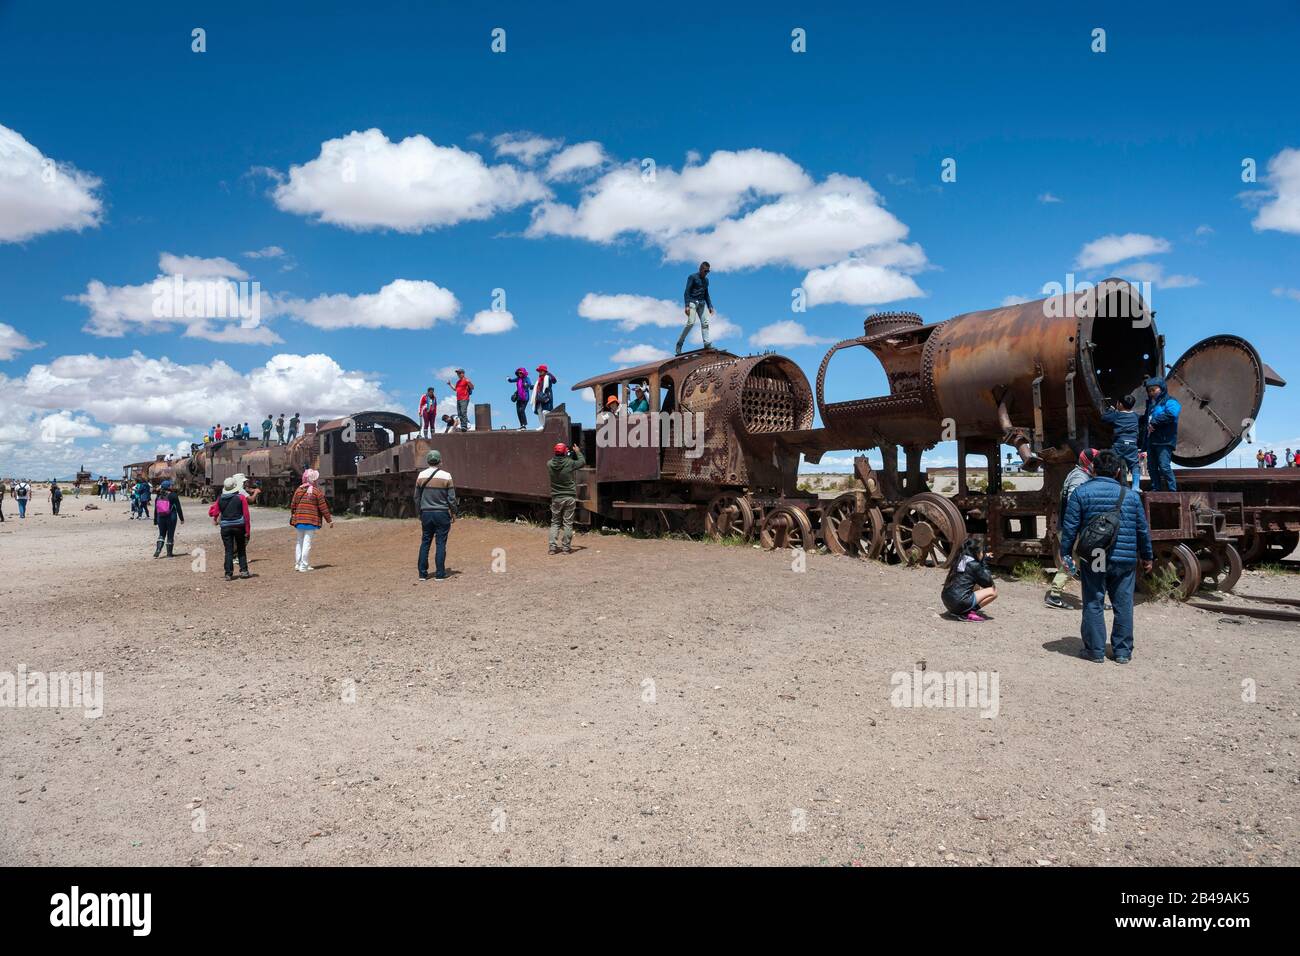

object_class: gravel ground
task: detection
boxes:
[1,497,1296,866]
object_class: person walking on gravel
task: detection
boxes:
[415,450,457,580]
[548,442,585,555]
[153,479,185,558]
[209,475,252,580]
[289,468,332,572]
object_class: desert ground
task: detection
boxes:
[1,494,1296,866]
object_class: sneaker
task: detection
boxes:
[224,573,234,581]
[418,574,429,581]
[1113,656,1131,664]
[433,573,446,581]
[561,547,572,555]
[548,547,559,555]
[301,565,315,573]
[1077,650,1104,663]
[962,611,986,623]
[239,571,251,579]
[1044,591,1067,609]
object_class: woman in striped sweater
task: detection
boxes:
[289,468,333,572]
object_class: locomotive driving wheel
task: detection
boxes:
[820,492,886,558]
[1238,529,1268,565]
[1148,542,1201,601]
[758,504,814,551]
[633,509,671,537]
[705,493,756,541]
[889,493,967,568]
[1197,541,1243,593]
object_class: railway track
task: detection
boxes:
[1187,592,1300,624]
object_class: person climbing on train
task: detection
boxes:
[440,413,457,433]
[1141,376,1180,491]
[533,365,557,425]
[214,424,223,442]
[261,414,273,447]
[1257,449,1267,468]
[289,467,332,573]
[941,537,997,622]
[209,475,252,580]
[508,367,532,429]
[153,479,185,558]
[419,387,438,438]
[415,450,457,581]
[445,369,474,432]
[275,414,286,445]
[676,261,715,356]
[1058,449,1154,664]
[1103,394,1142,489]
[287,413,300,443]
[1045,446,1097,609]
[629,384,650,413]
[548,442,586,555]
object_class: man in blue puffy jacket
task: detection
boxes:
[1142,376,1180,491]
[1059,449,1154,664]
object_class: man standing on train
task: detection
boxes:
[675,261,715,356]
[446,368,474,432]
[1141,376,1181,492]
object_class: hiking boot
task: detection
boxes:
[153,541,164,558]
[548,547,559,555]
[224,573,234,581]
[166,546,174,557]
[1044,591,1067,609]
[239,570,251,579]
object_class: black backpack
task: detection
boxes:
[1077,484,1128,559]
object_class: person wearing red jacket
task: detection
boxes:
[445,368,474,432]
[209,475,252,580]
[418,387,437,438]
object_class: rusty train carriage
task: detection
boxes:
[125,279,1286,602]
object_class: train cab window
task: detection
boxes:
[660,379,676,415]
[323,434,332,454]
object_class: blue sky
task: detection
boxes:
[2,0,1298,477]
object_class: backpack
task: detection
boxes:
[156,496,171,516]
[1077,484,1128,560]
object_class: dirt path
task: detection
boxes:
[1,498,1296,865]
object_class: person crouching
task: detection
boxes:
[941,537,998,622]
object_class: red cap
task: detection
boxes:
[553,443,568,454]
[1079,447,1100,470]
[605,395,619,406]
[537,364,548,372]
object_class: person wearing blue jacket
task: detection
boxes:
[1059,449,1154,664]
[1102,394,1142,489]
[1141,376,1181,491]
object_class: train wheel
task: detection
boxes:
[889,493,967,568]
[705,493,755,541]
[758,505,814,551]
[1268,530,1299,559]
[1149,542,1201,601]
[634,509,671,537]
[820,493,886,559]
[1198,542,1243,593]
[1239,529,1268,565]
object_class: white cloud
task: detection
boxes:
[1194,224,1214,236]
[271,129,550,232]
[577,292,740,342]
[280,278,459,330]
[37,411,102,442]
[527,149,811,247]
[610,344,671,365]
[800,257,925,308]
[1075,233,1172,270]
[545,141,607,180]
[0,322,42,360]
[1273,287,1300,302]
[0,123,104,243]
[243,245,286,259]
[491,132,563,165]
[1249,147,1300,235]
[1113,260,1201,289]
[110,424,152,444]
[464,309,517,335]
[71,252,281,343]
[1037,192,1063,204]
[158,252,247,279]
[748,320,832,348]
[1000,294,1032,307]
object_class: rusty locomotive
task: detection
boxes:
[126,279,1294,600]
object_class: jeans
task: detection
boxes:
[295,527,316,569]
[17,499,27,518]
[1079,561,1136,660]
[1149,443,1176,491]
[262,429,271,447]
[456,399,470,432]
[1115,441,1141,489]
[676,301,712,353]
[221,526,249,575]
[419,510,451,578]
[52,497,61,515]
[549,496,576,549]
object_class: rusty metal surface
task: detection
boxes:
[1165,335,1266,466]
